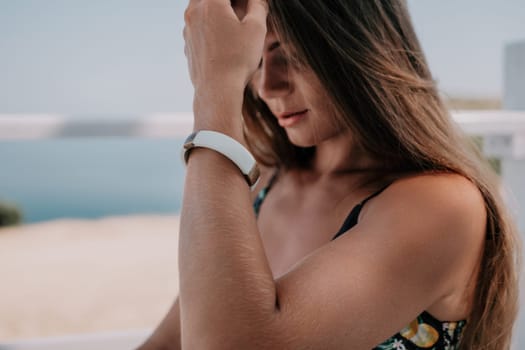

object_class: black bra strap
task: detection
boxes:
[359,183,392,207]
[332,183,392,240]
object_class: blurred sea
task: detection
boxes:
[0,138,186,223]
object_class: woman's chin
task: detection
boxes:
[286,133,317,148]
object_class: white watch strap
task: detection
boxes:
[182,130,260,187]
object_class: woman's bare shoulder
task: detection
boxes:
[382,172,484,210]
[360,172,486,242]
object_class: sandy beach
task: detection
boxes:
[2,213,525,348]
[0,215,180,341]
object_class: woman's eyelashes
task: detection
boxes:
[267,41,281,52]
[258,42,281,70]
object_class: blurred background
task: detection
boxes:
[1,0,524,223]
[0,0,524,349]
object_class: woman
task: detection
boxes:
[138,0,520,349]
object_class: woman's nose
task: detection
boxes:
[256,58,293,101]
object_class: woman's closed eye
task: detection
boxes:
[258,41,282,69]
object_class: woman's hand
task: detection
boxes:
[183,0,268,98]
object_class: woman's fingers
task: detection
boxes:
[231,0,248,20]
[182,0,268,91]
[244,0,268,23]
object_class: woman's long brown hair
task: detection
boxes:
[242,0,521,348]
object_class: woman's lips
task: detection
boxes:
[277,110,308,128]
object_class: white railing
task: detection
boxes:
[0,113,194,139]
[0,111,524,156]
[1,110,524,350]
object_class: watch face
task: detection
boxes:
[183,132,199,163]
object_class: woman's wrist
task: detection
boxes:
[192,87,246,143]
[193,78,246,105]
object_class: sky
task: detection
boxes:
[0,0,524,115]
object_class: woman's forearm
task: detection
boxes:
[180,1,272,347]
[178,148,277,348]
[136,298,181,350]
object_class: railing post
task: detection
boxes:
[504,40,525,110]
[502,40,525,232]
[503,39,525,350]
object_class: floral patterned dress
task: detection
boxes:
[374,311,465,350]
[253,173,467,349]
